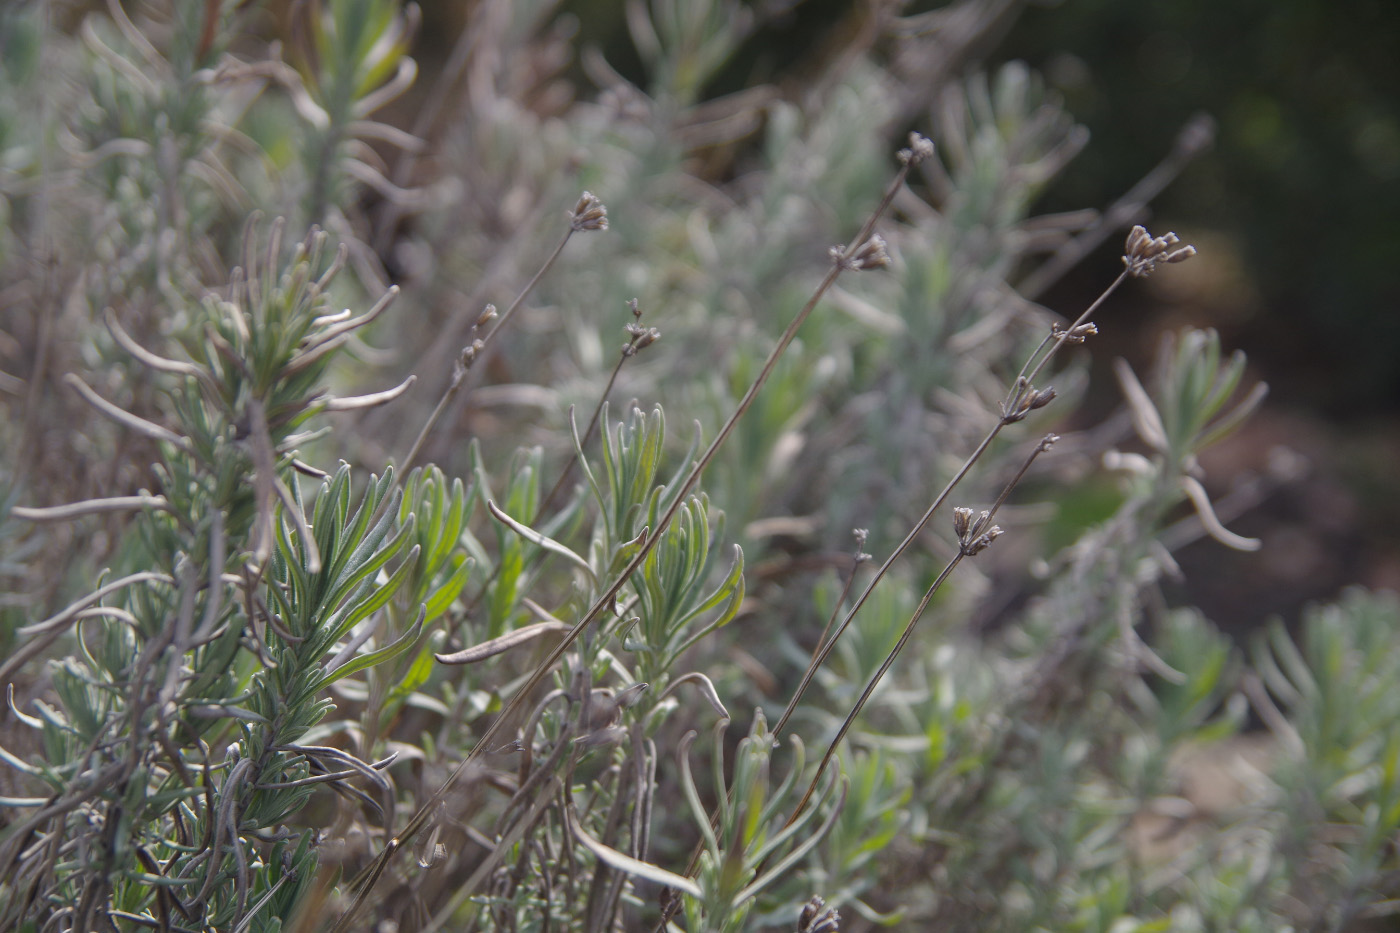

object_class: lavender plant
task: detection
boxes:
[4,3,1400,933]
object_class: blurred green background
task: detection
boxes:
[523,0,1400,630]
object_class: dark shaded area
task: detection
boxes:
[989,0,1400,634]
[996,0,1400,414]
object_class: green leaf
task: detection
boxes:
[422,553,472,623]
[320,513,416,622]
[321,606,425,686]
[326,543,421,644]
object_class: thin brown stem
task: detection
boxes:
[784,433,1056,828]
[441,339,636,649]
[536,351,630,523]
[771,267,1131,742]
[328,160,912,933]
[399,228,575,475]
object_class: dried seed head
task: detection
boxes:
[1054,321,1098,344]
[798,895,841,933]
[1001,380,1052,423]
[831,234,890,271]
[852,527,871,562]
[623,322,661,355]
[952,507,975,539]
[1029,386,1057,411]
[1123,224,1196,277]
[570,191,609,232]
[955,508,1000,555]
[459,338,485,371]
[962,525,1004,557]
[897,132,935,165]
[628,297,641,319]
[475,303,498,329]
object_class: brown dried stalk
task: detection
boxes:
[327,137,929,932]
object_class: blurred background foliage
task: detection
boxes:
[412,0,1400,631]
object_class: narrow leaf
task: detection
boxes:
[434,620,569,665]
[564,804,702,898]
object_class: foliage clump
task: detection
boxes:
[1,3,1396,932]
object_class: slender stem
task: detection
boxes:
[771,268,1130,742]
[1021,270,1128,390]
[535,349,631,523]
[770,427,999,739]
[783,434,1056,827]
[399,228,575,475]
[328,161,912,933]
[441,337,636,650]
[802,535,870,696]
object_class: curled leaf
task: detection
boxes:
[434,620,570,665]
[1180,475,1261,552]
[658,672,730,721]
[564,804,701,898]
[487,499,597,584]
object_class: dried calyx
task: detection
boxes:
[953,507,1003,556]
[1001,378,1056,424]
[797,895,841,933]
[830,234,890,271]
[1122,224,1196,278]
[570,191,609,232]
[897,131,935,165]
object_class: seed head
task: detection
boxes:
[798,896,841,933]
[831,234,890,271]
[1123,224,1196,277]
[623,322,661,355]
[570,191,609,232]
[852,527,871,563]
[1029,386,1057,411]
[897,132,935,165]
[1001,380,1054,423]
[962,525,1004,557]
[1053,321,1098,344]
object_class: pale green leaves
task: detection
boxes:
[1110,329,1267,551]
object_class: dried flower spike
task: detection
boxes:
[1123,224,1196,277]
[623,322,661,356]
[962,525,1004,557]
[798,895,841,933]
[570,191,609,232]
[1001,380,1054,423]
[458,338,485,371]
[953,506,1001,555]
[1053,321,1098,344]
[831,234,890,271]
[897,131,935,165]
[952,507,976,539]
[852,527,872,563]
